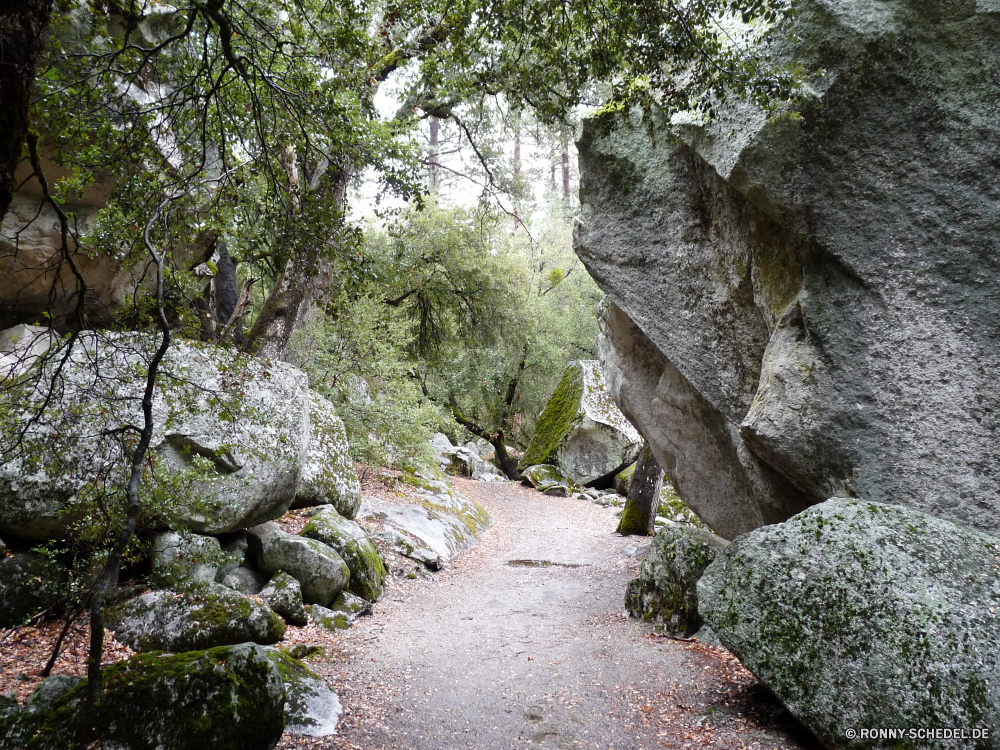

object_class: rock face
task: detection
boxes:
[264,648,342,737]
[0,644,286,750]
[0,333,310,541]
[148,531,224,586]
[291,391,361,518]
[519,360,641,486]
[625,524,728,636]
[576,0,1000,538]
[260,571,308,626]
[301,506,387,601]
[109,585,286,652]
[699,498,1000,748]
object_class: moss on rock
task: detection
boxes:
[0,644,285,750]
[518,362,585,470]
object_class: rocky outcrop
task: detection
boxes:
[576,0,1000,538]
[519,360,641,486]
[291,391,361,518]
[0,644,286,750]
[301,506,387,601]
[625,524,727,636]
[109,585,286,652]
[699,498,1000,748]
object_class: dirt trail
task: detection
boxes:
[321,478,818,750]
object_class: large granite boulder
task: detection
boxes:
[0,644,286,750]
[699,498,1000,748]
[518,360,641,486]
[251,523,350,606]
[264,648,342,737]
[0,551,65,628]
[109,585,286,652]
[0,332,310,541]
[259,571,308,626]
[625,524,728,636]
[148,531,225,586]
[301,506,386,601]
[290,391,362,518]
[576,0,1000,538]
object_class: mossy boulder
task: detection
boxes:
[0,644,286,750]
[109,584,286,652]
[265,648,342,736]
[0,551,65,628]
[301,507,386,601]
[521,464,580,498]
[260,571,308,626]
[699,498,1000,748]
[291,391,362,519]
[625,524,728,636]
[307,603,352,631]
[518,360,641,485]
[255,526,350,606]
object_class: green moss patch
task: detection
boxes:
[518,362,585,470]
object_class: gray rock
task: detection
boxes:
[371,526,442,571]
[0,333,310,541]
[358,484,489,561]
[444,446,503,482]
[625,524,728,636]
[0,551,65,628]
[109,584,286,652]
[521,464,579,498]
[25,675,83,710]
[264,648,341,737]
[0,325,59,383]
[428,433,456,469]
[148,531,223,586]
[256,528,350,606]
[301,506,386,601]
[330,591,372,620]
[260,571,308,626]
[290,391,361,519]
[699,498,1000,748]
[307,603,353,631]
[518,360,641,485]
[221,565,267,595]
[0,643,286,750]
[577,0,1000,539]
[216,531,248,582]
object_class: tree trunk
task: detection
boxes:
[616,441,663,536]
[427,116,441,196]
[560,133,570,219]
[243,168,349,361]
[490,437,520,481]
[0,0,53,223]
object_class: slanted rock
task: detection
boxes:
[522,464,579,498]
[371,526,442,571]
[254,525,350,606]
[358,483,489,562]
[264,648,342,737]
[578,0,1000,539]
[148,531,224,586]
[291,391,361,518]
[0,643,285,750]
[301,506,386,601]
[625,524,728,636]
[699,498,1000,747]
[0,551,65,628]
[0,332,310,541]
[518,360,641,486]
[109,584,286,652]
[260,571,308,626]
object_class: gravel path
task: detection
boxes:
[314,478,819,750]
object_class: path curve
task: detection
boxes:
[301,478,818,750]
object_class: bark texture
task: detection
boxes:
[616,440,663,536]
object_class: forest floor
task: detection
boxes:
[281,477,821,750]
